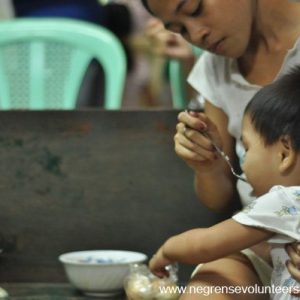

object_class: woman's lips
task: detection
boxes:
[208,38,225,55]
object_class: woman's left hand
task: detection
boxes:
[286,242,300,296]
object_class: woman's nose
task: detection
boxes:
[186,23,210,47]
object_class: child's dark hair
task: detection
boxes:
[141,0,154,15]
[245,66,300,150]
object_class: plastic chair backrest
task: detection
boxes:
[0,18,126,109]
[169,46,203,109]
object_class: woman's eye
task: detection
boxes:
[190,1,203,17]
[180,26,188,35]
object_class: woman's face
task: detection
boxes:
[147,0,255,58]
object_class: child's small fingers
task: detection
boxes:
[153,269,169,278]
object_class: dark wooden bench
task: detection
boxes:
[0,110,231,284]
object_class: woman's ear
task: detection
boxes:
[278,135,296,174]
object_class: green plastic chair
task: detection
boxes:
[169,46,203,109]
[0,18,126,110]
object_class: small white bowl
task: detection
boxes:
[59,250,147,297]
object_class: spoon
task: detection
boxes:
[185,109,247,182]
[203,131,247,182]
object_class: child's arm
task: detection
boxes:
[149,219,274,277]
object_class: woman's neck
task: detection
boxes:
[250,0,300,53]
[236,0,300,85]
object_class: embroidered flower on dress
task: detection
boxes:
[274,206,299,217]
[242,200,257,214]
[293,190,300,200]
[283,276,296,288]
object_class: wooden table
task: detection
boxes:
[0,283,126,299]
[0,110,232,284]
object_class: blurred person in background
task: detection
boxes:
[0,0,14,20]
[115,0,173,108]
[12,0,177,109]
[12,0,133,108]
[145,17,199,106]
[13,0,107,24]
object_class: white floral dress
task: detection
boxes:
[233,186,300,300]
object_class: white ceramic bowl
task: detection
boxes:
[59,250,147,297]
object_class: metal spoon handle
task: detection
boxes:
[211,143,247,182]
[185,109,247,182]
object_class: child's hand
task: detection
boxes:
[149,247,174,278]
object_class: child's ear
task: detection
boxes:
[278,135,296,174]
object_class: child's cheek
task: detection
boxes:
[242,157,254,183]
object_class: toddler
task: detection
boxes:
[150,66,300,299]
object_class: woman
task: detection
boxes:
[141,0,300,299]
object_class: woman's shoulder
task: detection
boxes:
[191,52,234,82]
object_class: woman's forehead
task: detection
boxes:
[147,0,177,17]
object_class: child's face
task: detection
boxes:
[241,114,280,197]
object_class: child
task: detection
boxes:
[149,66,300,299]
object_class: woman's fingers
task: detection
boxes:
[175,140,216,162]
[286,243,300,270]
[176,122,212,149]
[178,111,207,132]
[175,112,224,170]
[179,110,225,151]
[175,123,216,161]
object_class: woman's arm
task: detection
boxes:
[175,101,239,211]
[149,219,273,277]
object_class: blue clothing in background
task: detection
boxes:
[12,0,132,107]
[13,0,106,25]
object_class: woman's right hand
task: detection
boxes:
[174,110,224,172]
[176,105,237,210]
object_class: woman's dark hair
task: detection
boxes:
[141,0,154,15]
[245,66,300,150]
